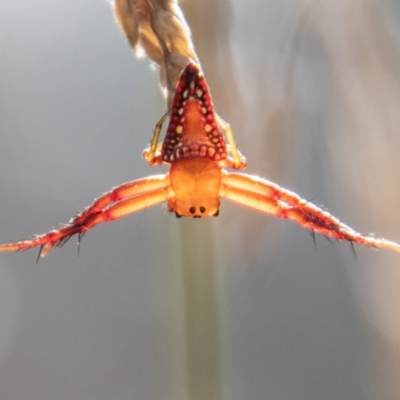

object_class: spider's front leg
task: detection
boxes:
[142,143,164,166]
[217,115,247,170]
[143,110,170,166]
[0,175,170,258]
[221,172,400,252]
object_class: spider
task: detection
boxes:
[0,62,399,259]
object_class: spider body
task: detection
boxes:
[168,159,222,218]
[0,62,399,257]
[161,63,227,163]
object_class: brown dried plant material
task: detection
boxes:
[113,0,199,104]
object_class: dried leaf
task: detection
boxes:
[113,0,199,104]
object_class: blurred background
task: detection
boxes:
[0,0,400,399]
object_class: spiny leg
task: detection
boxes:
[72,175,168,225]
[221,172,400,252]
[221,172,316,209]
[0,175,170,257]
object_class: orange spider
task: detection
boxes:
[0,62,399,259]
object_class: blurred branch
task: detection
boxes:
[113,2,222,400]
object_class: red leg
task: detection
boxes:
[0,175,170,257]
[73,174,169,224]
[221,172,400,252]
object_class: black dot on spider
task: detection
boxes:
[189,207,196,214]
[200,206,206,213]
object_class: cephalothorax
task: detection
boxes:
[0,62,399,258]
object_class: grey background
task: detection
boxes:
[0,1,400,399]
